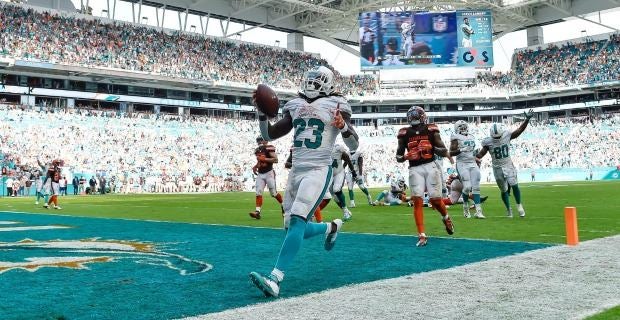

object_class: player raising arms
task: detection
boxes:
[249,66,359,297]
[345,149,373,207]
[450,120,485,219]
[476,110,534,218]
[396,106,454,247]
[249,136,284,219]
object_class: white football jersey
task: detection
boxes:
[451,132,477,164]
[283,95,352,168]
[331,144,349,174]
[390,179,405,194]
[481,130,513,168]
[350,150,363,175]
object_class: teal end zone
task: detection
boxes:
[0,212,550,320]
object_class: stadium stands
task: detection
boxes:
[1,2,617,97]
[2,104,618,194]
[0,2,378,95]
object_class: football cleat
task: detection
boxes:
[249,211,261,220]
[343,208,352,221]
[517,204,525,218]
[367,196,373,205]
[43,204,49,209]
[480,195,489,203]
[35,201,39,205]
[54,206,62,210]
[416,233,428,247]
[463,205,471,218]
[506,208,514,218]
[324,219,343,251]
[443,216,455,235]
[474,206,485,219]
[249,272,280,297]
[349,200,356,208]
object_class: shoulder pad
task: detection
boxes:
[427,124,440,132]
[266,145,276,151]
[397,127,408,138]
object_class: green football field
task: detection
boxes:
[1,180,619,319]
[1,180,619,244]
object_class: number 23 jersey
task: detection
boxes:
[284,95,352,168]
[481,130,513,168]
[397,124,440,167]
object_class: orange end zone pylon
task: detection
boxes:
[564,207,579,246]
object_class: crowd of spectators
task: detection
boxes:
[2,103,618,195]
[0,3,378,95]
[1,3,619,97]
[477,34,620,92]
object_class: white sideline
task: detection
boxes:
[184,235,620,320]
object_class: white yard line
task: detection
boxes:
[184,235,620,320]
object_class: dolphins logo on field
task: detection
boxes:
[0,238,213,275]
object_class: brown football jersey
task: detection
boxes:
[397,124,440,167]
[254,144,276,174]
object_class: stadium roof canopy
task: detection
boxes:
[93,0,620,51]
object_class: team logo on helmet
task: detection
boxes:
[407,106,427,126]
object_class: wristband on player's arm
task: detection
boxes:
[258,118,271,141]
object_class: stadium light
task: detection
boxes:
[274,40,280,47]
[142,17,149,24]
[190,25,196,32]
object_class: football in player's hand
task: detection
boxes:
[254,84,279,117]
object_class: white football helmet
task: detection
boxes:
[490,123,505,139]
[454,120,469,135]
[300,66,335,99]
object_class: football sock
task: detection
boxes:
[501,191,511,209]
[376,191,386,202]
[274,193,283,204]
[442,198,453,205]
[275,215,306,272]
[461,192,469,205]
[303,221,328,239]
[313,209,323,222]
[348,189,355,201]
[412,197,425,234]
[36,192,42,202]
[473,193,481,205]
[360,187,370,197]
[512,184,522,204]
[429,198,448,216]
[335,192,346,209]
[255,195,263,208]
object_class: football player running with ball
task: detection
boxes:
[396,106,454,247]
[249,66,359,297]
[476,109,534,218]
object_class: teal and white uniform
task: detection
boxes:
[451,132,481,194]
[345,150,366,189]
[283,95,351,225]
[481,130,517,192]
[461,23,473,47]
[330,144,349,194]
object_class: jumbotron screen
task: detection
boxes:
[359,10,494,69]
